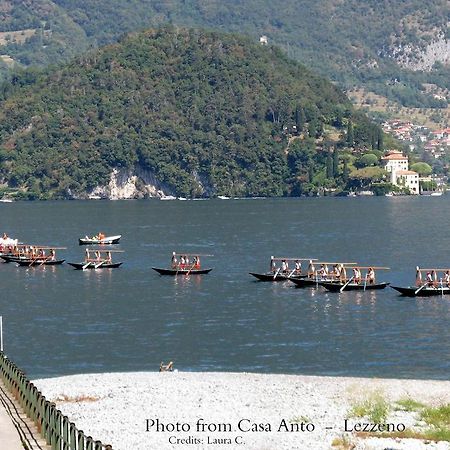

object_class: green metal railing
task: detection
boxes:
[0,351,112,450]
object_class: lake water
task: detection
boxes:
[0,197,449,379]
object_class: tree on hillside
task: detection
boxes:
[332,147,339,178]
[410,162,432,176]
[347,167,387,189]
[326,152,333,179]
[355,153,378,168]
[347,120,354,147]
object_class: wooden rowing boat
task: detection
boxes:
[154,252,213,276]
[320,281,390,292]
[249,272,306,281]
[391,267,450,297]
[78,235,121,245]
[152,267,212,275]
[390,285,450,297]
[16,259,65,266]
[68,261,123,269]
[289,277,337,287]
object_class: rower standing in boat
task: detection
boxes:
[295,260,302,274]
[353,267,361,284]
[318,264,329,280]
[445,270,450,288]
[367,267,375,285]
[49,249,56,261]
[415,266,422,286]
[281,259,289,274]
[339,264,347,283]
[271,257,277,273]
[307,260,316,278]
[171,252,178,269]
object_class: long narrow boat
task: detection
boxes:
[153,267,212,275]
[250,257,316,282]
[78,235,121,245]
[68,261,122,269]
[16,259,65,267]
[288,261,359,288]
[1,255,23,263]
[390,285,450,297]
[1,245,66,263]
[153,252,213,276]
[69,248,124,270]
[391,267,450,297]
[249,272,303,281]
[320,281,390,292]
[290,277,330,287]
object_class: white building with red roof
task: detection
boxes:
[381,150,419,194]
[395,170,419,194]
[381,150,409,173]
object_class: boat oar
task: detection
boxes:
[185,263,196,276]
[414,283,427,295]
[39,255,51,266]
[287,268,296,278]
[94,260,105,269]
[273,268,281,280]
[82,261,91,270]
[340,276,354,293]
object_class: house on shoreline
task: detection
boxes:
[381,150,419,194]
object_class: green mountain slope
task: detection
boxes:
[0,28,380,199]
[0,0,448,108]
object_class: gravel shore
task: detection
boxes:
[33,372,450,450]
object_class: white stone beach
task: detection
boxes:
[33,372,450,450]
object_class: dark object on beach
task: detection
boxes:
[160,361,174,372]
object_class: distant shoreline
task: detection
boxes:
[33,371,450,450]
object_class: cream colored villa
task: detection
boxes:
[381,150,419,194]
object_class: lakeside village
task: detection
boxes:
[375,121,450,196]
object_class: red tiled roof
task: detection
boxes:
[382,154,408,160]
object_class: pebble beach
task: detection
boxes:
[33,372,450,450]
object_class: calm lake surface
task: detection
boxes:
[1,197,449,379]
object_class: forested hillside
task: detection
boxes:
[0,28,382,199]
[0,0,448,108]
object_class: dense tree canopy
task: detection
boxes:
[0,27,384,199]
[0,0,448,108]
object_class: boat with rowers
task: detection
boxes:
[249,257,315,281]
[68,249,124,270]
[319,266,390,292]
[0,233,19,255]
[391,267,450,297]
[78,233,121,245]
[152,252,213,275]
[1,245,65,266]
[288,261,357,288]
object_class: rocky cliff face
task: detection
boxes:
[88,166,176,200]
[388,34,449,72]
